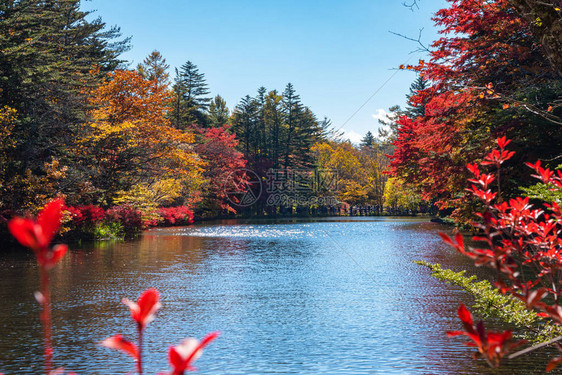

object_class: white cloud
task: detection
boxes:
[340,109,390,145]
[342,130,364,145]
[371,108,389,123]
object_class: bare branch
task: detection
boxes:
[389,28,430,54]
[508,336,562,359]
[403,0,420,11]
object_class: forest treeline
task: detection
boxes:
[0,0,416,238]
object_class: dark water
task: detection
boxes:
[0,217,555,374]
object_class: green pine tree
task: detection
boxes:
[360,131,376,149]
[291,106,322,169]
[405,75,428,118]
[208,95,230,127]
[231,85,325,171]
[172,60,211,128]
[377,105,403,144]
[231,95,259,157]
[0,0,128,209]
[282,83,303,169]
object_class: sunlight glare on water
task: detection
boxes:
[175,224,314,239]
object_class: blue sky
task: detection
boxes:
[82,0,448,143]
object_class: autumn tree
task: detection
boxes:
[389,0,562,220]
[508,0,562,74]
[194,125,247,215]
[78,70,201,205]
[312,140,388,210]
[383,177,427,215]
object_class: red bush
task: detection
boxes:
[106,205,143,235]
[66,205,105,227]
[157,206,194,226]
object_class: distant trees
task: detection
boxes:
[312,140,389,211]
[0,1,425,219]
[383,177,427,215]
[194,125,247,214]
[231,83,323,170]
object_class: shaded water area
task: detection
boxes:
[0,217,555,374]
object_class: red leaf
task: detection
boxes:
[438,232,455,247]
[527,288,548,308]
[458,304,473,326]
[8,218,41,250]
[454,232,464,251]
[168,332,220,374]
[546,357,562,372]
[45,244,68,270]
[101,334,139,360]
[446,330,466,337]
[37,199,65,245]
[466,163,480,177]
[122,288,161,330]
[168,346,185,371]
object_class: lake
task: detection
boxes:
[0,217,553,374]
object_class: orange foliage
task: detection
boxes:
[79,70,202,203]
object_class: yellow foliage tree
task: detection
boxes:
[78,70,203,205]
[383,177,426,215]
[312,140,388,208]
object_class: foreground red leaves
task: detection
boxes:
[102,287,219,374]
[123,288,162,330]
[8,198,68,270]
[102,288,162,373]
[165,332,220,375]
[8,199,68,373]
[447,304,526,367]
[441,137,562,371]
[102,335,139,360]
[9,201,218,374]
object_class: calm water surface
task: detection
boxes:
[0,217,554,374]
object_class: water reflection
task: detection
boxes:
[0,217,553,374]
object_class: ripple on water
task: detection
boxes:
[0,217,554,374]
